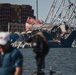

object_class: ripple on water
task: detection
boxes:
[19,48,76,75]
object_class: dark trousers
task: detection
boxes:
[35,52,45,71]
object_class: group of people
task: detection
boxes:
[0,31,50,75]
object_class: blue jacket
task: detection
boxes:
[0,46,23,75]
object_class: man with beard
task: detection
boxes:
[0,32,23,75]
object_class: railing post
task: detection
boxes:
[49,66,56,75]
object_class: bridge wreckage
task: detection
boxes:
[10,0,76,48]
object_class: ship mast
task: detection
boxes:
[36,0,38,19]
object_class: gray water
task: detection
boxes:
[19,48,76,75]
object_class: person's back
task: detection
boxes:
[26,31,50,74]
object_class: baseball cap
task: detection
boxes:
[0,32,10,45]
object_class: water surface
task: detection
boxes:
[19,48,76,75]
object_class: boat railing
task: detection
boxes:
[11,39,32,48]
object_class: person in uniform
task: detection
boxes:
[26,31,50,74]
